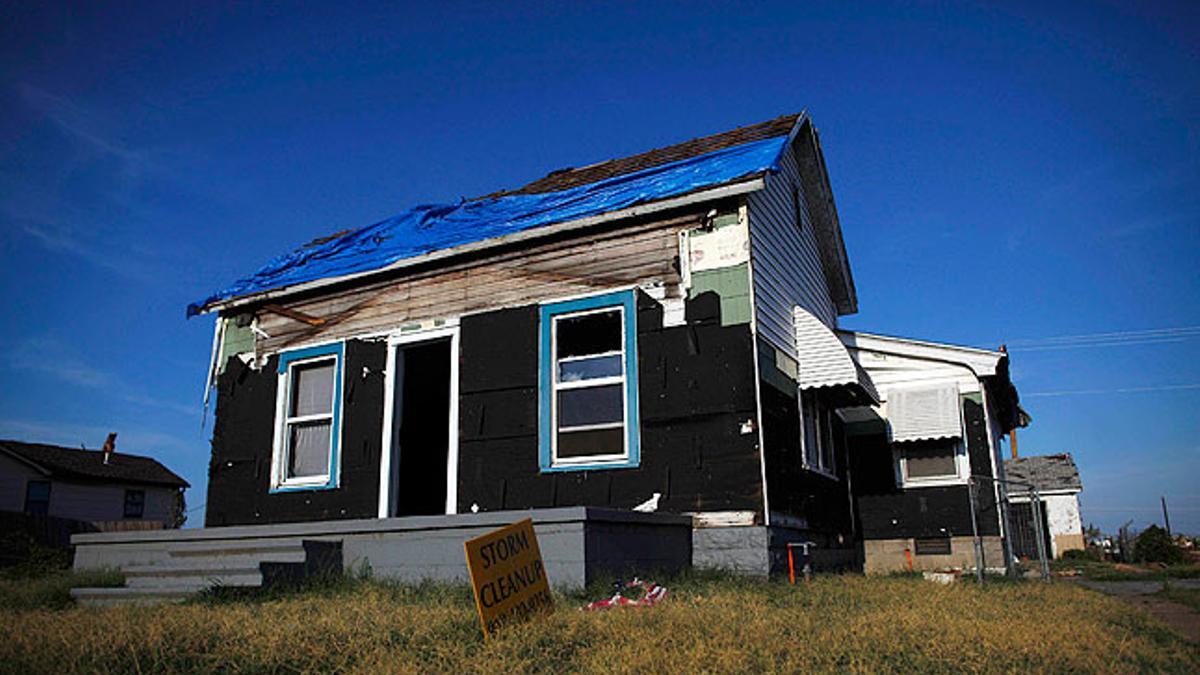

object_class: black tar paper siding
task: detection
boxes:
[205,339,386,526]
[456,292,764,515]
[759,381,854,535]
[851,397,1001,539]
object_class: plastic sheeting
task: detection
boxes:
[188,134,789,316]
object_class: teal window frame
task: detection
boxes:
[270,342,344,492]
[539,290,641,472]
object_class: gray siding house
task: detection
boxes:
[0,439,188,529]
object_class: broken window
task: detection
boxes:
[800,391,837,476]
[124,489,145,519]
[272,343,343,491]
[896,439,963,485]
[540,291,641,470]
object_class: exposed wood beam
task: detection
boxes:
[262,304,326,327]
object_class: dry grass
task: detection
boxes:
[0,569,124,611]
[1158,586,1200,612]
[1,574,1197,673]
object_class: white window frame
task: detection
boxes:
[893,438,970,488]
[376,324,460,518]
[270,343,343,492]
[800,390,838,479]
[538,288,641,472]
[550,305,629,467]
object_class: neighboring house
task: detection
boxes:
[837,331,1025,574]
[1004,453,1084,559]
[0,439,188,529]
[190,112,878,573]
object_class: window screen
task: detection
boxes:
[900,440,959,479]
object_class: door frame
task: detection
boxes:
[377,324,460,518]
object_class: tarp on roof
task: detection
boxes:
[188,135,789,316]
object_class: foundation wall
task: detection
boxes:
[863,536,1005,575]
[74,507,692,590]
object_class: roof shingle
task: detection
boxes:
[1004,454,1082,493]
[1,440,189,488]
[479,112,802,199]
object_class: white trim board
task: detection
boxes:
[839,330,1005,378]
[377,325,461,518]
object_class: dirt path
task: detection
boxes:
[1073,579,1200,643]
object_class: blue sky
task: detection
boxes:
[1,1,1196,533]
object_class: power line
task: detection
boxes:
[1024,383,1200,398]
[1005,326,1200,352]
[1008,326,1200,345]
[1003,324,1200,353]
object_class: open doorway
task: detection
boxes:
[379,329,458,517]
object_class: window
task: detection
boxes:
[914,536,952,556]
[793,185,807,233]
[271,343,344,491]
[539,290,640,471]
[896,438,965,486]
[24,480,50,515]
[123,489,145,518]
[800,391,837,476]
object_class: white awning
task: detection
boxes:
[793,307,879,405]
[885,384,962,443]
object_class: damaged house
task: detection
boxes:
[837,333,1024,574]
[70,112,1029,600]
[190,111,877,574]
[1004,453,1085,560]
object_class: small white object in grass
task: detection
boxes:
[633,493,662,512]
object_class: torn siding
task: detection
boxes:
[246,207,714,357]
[746,138,838,356]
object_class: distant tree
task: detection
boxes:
[1133,525,1186,564]
[169,489,188,529]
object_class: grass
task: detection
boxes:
[1158,586,1200,612]
[0,568,125,611]
[1050,559,1200,581]
[0,572,1197,673]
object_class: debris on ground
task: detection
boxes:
[584,578,667,610]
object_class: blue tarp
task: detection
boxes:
[189,134,788,316]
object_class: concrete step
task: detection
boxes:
[123,563,263,589]
[71,586,195,608]
[168,539,307,559]
[160,551,308,567]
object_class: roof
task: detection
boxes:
[188,113,806,316]
[837,329,1007,378]
[480,113,802,198]
[0,440,190,488]
[1004,454,1082,493]
[839,328,1029,435]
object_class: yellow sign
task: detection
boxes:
[464,518,553,636]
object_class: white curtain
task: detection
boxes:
[289,422,331,477]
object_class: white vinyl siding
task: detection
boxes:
[747,142,838,356]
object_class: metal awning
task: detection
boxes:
[793,307,879,406]
[886,383,963,443]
